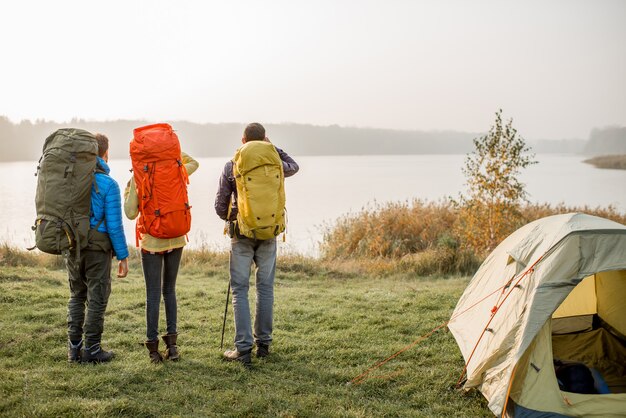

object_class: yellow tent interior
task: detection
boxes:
[551,269,626,393]
[509,269,626,417]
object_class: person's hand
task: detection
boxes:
[124,180,132,200]
[117,258,129,278]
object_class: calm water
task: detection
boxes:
[2,154,625,256]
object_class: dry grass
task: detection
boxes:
[320,200,626,276]
[0,243,65,269]
[583,154,626,170]
[521,202,626,224]
[321,200,456,259]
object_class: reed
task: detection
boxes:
[320,200,626,275]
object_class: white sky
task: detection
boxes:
[1,0,624,139]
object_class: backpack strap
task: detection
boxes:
[56,220,63,255]
[88,218,113,253]
[136,163,153,247]
[64,153,76,179]
[178,158,190,185]
[93,218,105,231]
[282,208,288,242]
[178,159,191,242]
[68,210,81,262]
[87,168,107,255]
[93,163,107,194]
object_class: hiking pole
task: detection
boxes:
[220,279,231,349]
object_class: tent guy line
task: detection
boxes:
[455,253,547,388]
[347,266,530,386]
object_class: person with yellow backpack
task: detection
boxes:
[214,122,299,366]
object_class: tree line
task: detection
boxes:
[0,115,623,162]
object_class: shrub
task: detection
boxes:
[320,200,457,259]
[320,200,626,276]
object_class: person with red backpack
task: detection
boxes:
[214,122,299,366]
[124,123,198,363]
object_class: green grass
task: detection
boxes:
[0,259,490,417]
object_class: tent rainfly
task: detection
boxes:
[448,213,626,417]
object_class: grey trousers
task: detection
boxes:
[66,250,112,347]
[229,235,277,352]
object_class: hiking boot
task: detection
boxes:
[68,340,83,363]
[82,344,114,364]
[223,348,252,366]
[145,340,163,364]
[256,343,270,358]
[161,333,179,361]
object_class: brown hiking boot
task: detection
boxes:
[223,348,252,366]
[145,340,163,364]
[161,333,179,361]
[256,343,270,358]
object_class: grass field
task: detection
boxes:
[0,254,491,417]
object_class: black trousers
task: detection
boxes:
[141,247,183,341]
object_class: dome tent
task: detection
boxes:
[448,213,626,417]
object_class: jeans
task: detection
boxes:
[229,235,277,352]
[66,250,112,347]
[141,247,183,341]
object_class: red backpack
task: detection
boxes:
[130,123,191,245]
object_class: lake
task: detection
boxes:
[1,154,625,256]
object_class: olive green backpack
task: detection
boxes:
[32,128,98,256]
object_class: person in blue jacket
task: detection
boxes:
[66,133,129,364]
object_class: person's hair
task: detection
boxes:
[243,123,265,142]
[94,133,109,157]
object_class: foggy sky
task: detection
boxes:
[1,0,624,140]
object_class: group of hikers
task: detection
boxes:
[34,122,299,366]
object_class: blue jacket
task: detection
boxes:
[214,146,299,221]
[91,157,129,260]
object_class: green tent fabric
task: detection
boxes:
[448,213,626,417]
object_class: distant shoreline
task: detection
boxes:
[2,117,624,161]
[583,155,626,170]
[0,151,592,164]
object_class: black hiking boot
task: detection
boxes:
[256,343,270,358]
[82,344,114,364]
[223,348,252,367]
[68,340,83,363]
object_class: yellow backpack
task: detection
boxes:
[233,141,286,240]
